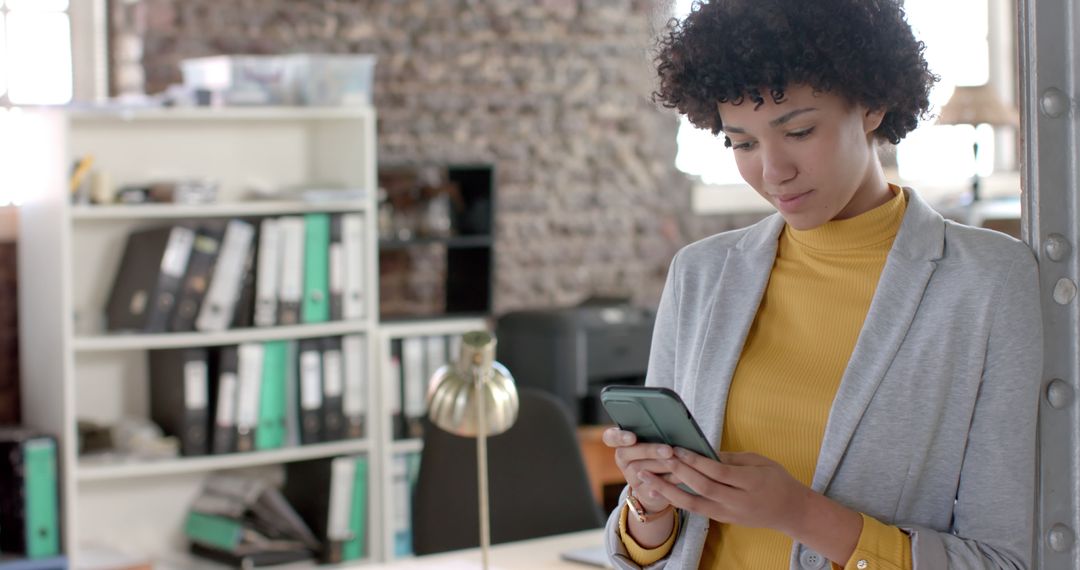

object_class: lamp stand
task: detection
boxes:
[475,372,491,570]
[971,140,982,203]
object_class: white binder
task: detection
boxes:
[341,213,366,320]
[277,216,306,325]
[195,219,255,332]
[253,218,281,327]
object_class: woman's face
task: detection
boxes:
[717,84,890,231]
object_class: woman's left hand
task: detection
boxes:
[638,448,812,535]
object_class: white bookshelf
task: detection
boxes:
[18,107,385,567]
[376,317,489,561]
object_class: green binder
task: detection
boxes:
[302,214,330,323]
[23,438,59,558]
[342,455,368,561]
[184,511,244,552]
[256,340,288,450]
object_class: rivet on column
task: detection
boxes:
[1049,524,1075,553]
[1047,379,1073,409]
[1041,87,1070,118]
[1045,234,1071,262]
[1053,278,1076,305]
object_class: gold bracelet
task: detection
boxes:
[625,489,675,524]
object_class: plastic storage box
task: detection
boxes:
[293,54,376,106]
[181,55,297,105]
[181,54,376,107]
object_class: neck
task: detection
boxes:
[835,158,891,221]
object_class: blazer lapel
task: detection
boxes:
[690,215,784,447]
[811,188,946,493]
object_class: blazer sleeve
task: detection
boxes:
[606,250,685,569]
[900,247,1043,569]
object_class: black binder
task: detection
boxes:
[328,214,344,321]
[210,346,239,455]
[230,219,260,329]
[105,224,196,333]
[197,474,321,551]
[282,458,352,564]
[170,221,226,332]
[320,337,345,442]
[297,339,324,445]
[148,348,210,456]
[390,338,407,440]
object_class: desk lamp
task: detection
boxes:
[936,83,1020,203]
[426,331,519,569]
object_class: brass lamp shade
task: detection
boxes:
[937,84,1019,127]
[426,331,519,436]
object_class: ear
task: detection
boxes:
[863,107,886,134]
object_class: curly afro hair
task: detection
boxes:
[653,0,937,145]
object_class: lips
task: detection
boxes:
[772,189,814,213]
[774,190,813,203]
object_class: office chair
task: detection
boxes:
[411,388,605,555]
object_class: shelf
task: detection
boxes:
[74,320,371,352]
[378,235,492,250]
[66,106,375,122]
[379,317,490,338]
[71,200,371,221]
[391,439,424,455]
[77,439,371,482]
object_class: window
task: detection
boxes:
[673,0,1001,200]
[1,0,73,105]
[896,0,995,183]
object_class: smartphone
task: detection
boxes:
[600,385,720,463]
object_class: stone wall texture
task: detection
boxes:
[133,0,763,312]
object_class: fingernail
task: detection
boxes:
[657,446,672,458]
[622,434,633,444]
[675,448,690,459]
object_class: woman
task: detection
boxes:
[603,0,1043,568]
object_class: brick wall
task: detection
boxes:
[132,0,763,311]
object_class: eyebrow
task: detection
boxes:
[722,107,819,134]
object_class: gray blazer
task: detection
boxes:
[605,188,1043,569]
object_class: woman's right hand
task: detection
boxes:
[603,427,677,513]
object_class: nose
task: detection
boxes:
[761,146,798,186]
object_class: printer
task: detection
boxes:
[494,300,655,425]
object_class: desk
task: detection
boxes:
[577,425,625,511]
[361,529,608,569]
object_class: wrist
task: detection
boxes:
[626,488,674,523]
[787,488,862,564]
[621,499,677,550]
[783,484,818,538]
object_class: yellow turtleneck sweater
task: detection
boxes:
[623,185,913,570]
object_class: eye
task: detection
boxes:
[730,139,757,151]
[787,127,815,140]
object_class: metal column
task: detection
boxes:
[1019,0,1080,567]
